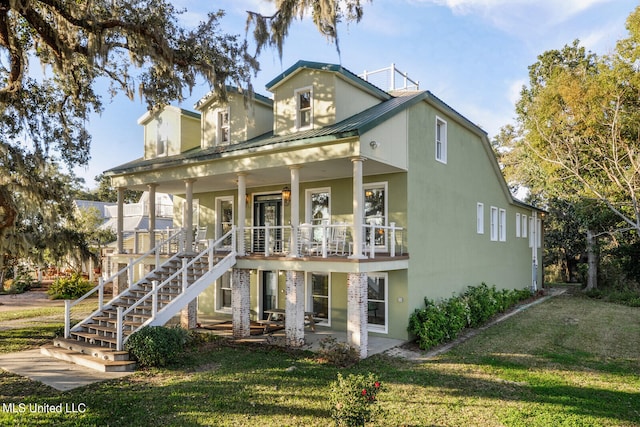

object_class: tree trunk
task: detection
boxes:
[585,229,598,291]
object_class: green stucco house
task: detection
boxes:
[103,60,544,358]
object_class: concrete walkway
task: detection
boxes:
[0,349,132,392]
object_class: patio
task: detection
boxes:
[194,314,406,357]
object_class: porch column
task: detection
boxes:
[184,179,196,251]
[237,173,247,255]
[180,297,197,329]
[232,268,251,338]
[148,183,157,250]
[117,187,125,254]
[347,272,368,359]
[290,166,301,257]
[285,270,305,347]
[349,157,366,259]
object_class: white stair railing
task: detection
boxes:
[115,227,237,350]
[64,229,186,339]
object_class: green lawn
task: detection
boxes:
[1,291,639,426]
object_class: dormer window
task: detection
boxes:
[295,87,313,129]
[217,108,230,144]
[156,120,168,157]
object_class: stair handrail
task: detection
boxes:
[64,228,186,339]
[116,226,236,350]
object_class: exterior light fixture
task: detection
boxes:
[369,140,379,149]
[282,186,291,206]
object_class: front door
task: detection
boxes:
[262,271,278,319]
[253,194,282,253]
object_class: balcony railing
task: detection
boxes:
[114,223,406,259]
[239,222,405,258]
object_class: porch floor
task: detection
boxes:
[195,313,405,357]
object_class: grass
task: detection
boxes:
[1,291,639,426]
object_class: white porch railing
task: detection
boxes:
[238,223,405,258]
[63,229,187,339]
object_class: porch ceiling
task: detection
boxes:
[123,156,404,194]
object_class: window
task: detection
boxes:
[477,203,484,234]
[529,216,534,248]
[537,218,542,248]
[364,183,388,248]
[216,196,234,247]
[499,209,507,242]
[156,120,168,157]
[306,188,331,242]
[295,87,312,129]
[367,273,388,334]
[435,116,447,163]
[490,206,498,241]
[516,213,521,238]
[308,273,330,326]
[217,109,230,144]
[216,270,233,312]
[522,215,528,238]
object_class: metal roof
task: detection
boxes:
[105,91,428,176]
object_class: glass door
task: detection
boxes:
[253,194,282,253]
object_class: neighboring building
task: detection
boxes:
[104,60,544,357]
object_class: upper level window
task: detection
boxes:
[499,208,507,242]
[295,87,313,129]
[435,116,447,163]
[217,109,230,144]
[490,206,498,241]
[156,120,168,157]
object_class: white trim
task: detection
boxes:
[499,208,507,242]
[516,213,521,238]
[522,214,528,238]
[363,182,388,251]
[216,107,230,145]
[215,195,234,249]
[307,272,331,327]
[367,272,388,334]
[537,218,542,248]
[214,269,233,314]
[295,86,313,130]
[476,202,484,234]
[490,206,498,242]
[305,187,331,225]
[435,116,447,164]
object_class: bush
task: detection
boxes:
[329,372,384,426]
[408,284,533,351]
[47,272,94,299]
[125,326,189,367]
[2,267,35,294]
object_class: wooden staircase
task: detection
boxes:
[42,252,223,372]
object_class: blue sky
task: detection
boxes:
[75,0,639,188]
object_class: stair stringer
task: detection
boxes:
[140,252,236,329]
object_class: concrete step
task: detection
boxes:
[41,345,136,373]
[52,337,130,361]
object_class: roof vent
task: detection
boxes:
[359,63,419,92]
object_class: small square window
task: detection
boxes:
[436,117,447,163]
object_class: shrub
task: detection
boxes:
[318,336,360,367]
[47,272,94,299]
[2,268,35,294]
[329,372,384,426]
[125,326,189,367]
[408,284,533,351]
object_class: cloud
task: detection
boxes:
[408,0,617,36]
